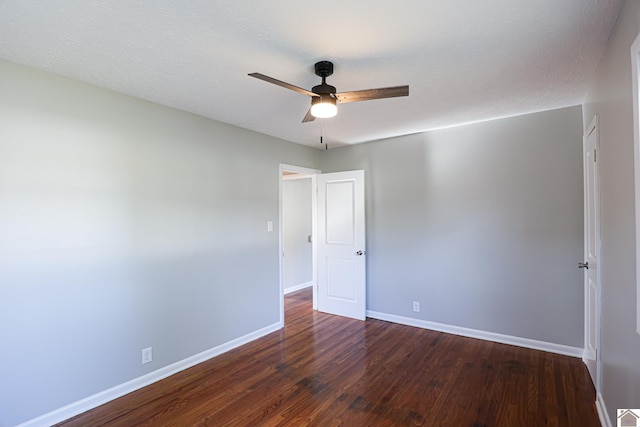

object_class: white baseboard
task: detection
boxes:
[18,321,283,427]
[366,310,583,358]
[596,392,612,427]
[284,281,313,295]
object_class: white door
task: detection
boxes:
[582,116,600,388]
[316,170,366,320]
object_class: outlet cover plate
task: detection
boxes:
[142,347,153,364]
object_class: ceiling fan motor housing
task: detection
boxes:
[312,83,336,95]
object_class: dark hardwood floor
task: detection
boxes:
[58,288,599,426]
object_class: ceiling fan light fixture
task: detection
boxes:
[248,60,408,124]
[310,95,337,118]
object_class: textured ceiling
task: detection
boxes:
[0,0,623,148]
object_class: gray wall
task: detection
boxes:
[582,0,640,422]
[0,59,321,426]
[322,106,584,347]
[283,178,313,291]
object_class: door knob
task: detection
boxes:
[356,250,365,256]
[578,262,589,269]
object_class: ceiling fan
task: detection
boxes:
[249,61,409,123]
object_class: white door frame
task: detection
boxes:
[278,164,320,325]
[631,33,640,336]
[582,115,601,392]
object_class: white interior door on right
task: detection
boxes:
[316,170,366,321]
[582,116,600,389]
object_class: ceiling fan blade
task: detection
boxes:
[302,108,316,123]
[335,85,409,104]
[248,73,318,98]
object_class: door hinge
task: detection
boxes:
[594,149,596,162]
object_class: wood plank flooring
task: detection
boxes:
[58,288,599,426]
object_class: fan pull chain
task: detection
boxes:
[320,119,328,150]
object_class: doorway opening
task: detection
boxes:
[279,164,320,325]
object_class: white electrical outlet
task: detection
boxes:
[142,347,153,364]
[413,301,420,312]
